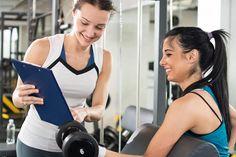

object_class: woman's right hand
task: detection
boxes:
[12,84,44,108]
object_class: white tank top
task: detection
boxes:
[18,34,104,152]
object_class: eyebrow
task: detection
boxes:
[81,17,106,27]
[81,17,90,22]
[164,49,172,53]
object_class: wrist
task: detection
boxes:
[98,145,106,157]
[84,107,89,120]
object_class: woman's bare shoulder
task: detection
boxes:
[24,37,50,66]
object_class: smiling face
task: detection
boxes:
[160,37,198,85]
[72,3,111,47]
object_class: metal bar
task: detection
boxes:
[169,0,173,30]
[33,12,51,20]
[0,12,5,125]
[0,12,42,22]
[136,0,143,132]
[153,0,167,126]
[118,0,123,152]
[0,12,26,16]
[41,17,45,37]
[51,0,59,35]
[27,0,33,45]
[99,26,106,146]
[32,0,36,19]
[0,18,27,22]
[10,27,13,58]
[16,26,20,59]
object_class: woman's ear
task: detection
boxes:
[186,49,199,64]
[72,8,79,17]
[72,10,75,17]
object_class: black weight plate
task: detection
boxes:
[63,132,98,157]
[56,121,87,149]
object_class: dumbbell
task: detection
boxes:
[56,120,99,157]
[91,126,119,151]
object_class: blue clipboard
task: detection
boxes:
[11,59,74,126]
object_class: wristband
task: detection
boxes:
[98,145,106,157]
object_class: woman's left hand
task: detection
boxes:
[70,107,88,123]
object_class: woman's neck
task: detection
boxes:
[179,73,202,92]
[65,33,90,54]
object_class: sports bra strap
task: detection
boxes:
[190,91,222,123]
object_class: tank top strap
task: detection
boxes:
[43,34,64,68]
[92,43,103,74]
[190,91,222,123]
[87,45,94,67]
[60,44,66,61]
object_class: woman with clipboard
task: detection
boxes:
[12,0,115,157]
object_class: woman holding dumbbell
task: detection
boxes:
[12,0,115,157]
[101,27,236,157]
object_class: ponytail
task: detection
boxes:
[210,30,231,140]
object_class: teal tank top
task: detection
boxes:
[185,86,229,157]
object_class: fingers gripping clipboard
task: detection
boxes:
[11,59,74,126]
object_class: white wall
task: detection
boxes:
[198,0,236,106]
[198,0,221,31]
[228,0,236,105]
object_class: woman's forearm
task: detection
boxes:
[229,127,236,151]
